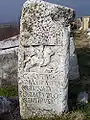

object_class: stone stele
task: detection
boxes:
[18,0,74,119]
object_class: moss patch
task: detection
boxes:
[0,85,18,97]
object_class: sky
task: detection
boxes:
[0,0,90,23]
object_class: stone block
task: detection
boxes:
[18,0,74,119]
[0,35,19,87]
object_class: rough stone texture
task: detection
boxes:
[18,0,74,119]
[69,36,80,80]
[0,35,19,87]
[0,35,19,49]
[0,33,79,87]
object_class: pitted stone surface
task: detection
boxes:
[18,0,74,119]
[20,0,74,46]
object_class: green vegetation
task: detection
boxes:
[0,85,18,97]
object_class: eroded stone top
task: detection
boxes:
[20,0,75,45]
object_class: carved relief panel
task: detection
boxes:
[22,45,67,74]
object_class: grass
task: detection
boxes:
[22,105,90,120]
[0,85,18,97]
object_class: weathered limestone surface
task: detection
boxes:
[0,33,79,87]
[0,35,19,87]
[69,36,80,80]
[18,0,74,119]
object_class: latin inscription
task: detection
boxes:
[20,73,64,104]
